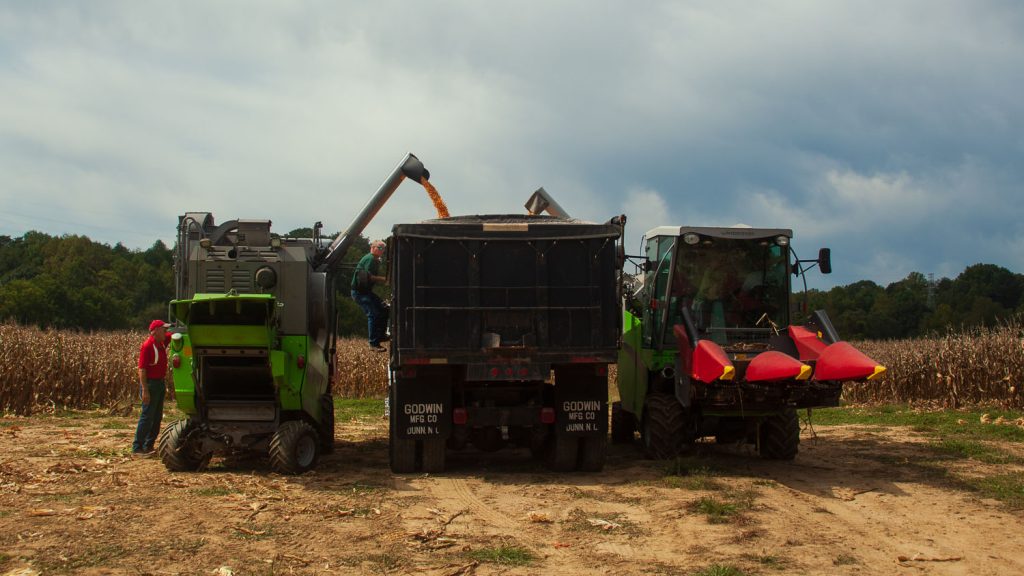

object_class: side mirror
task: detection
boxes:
[643,260,655,272]
[818,248,832,274]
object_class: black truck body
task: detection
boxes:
[387,214,624,472]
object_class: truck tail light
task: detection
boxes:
[540,407,555,424]
[297,355,306,369]
[453,408,468,425]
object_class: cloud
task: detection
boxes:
[619,187,672,246]
[0,1,1022,292]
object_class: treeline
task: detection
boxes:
[807,264,1024,340]
[0,230,375,335]
[0,232,173,330]
[2,231,1020,340]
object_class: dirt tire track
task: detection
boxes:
[427,477,521,531]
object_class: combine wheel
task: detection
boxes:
[319,394,336,454]
[611,401,636,444]
[578,434,607,472]
[546,432,579,472]
[269,420,320,474]
[158,419,208,472]
[421,438,447,473]
[641,393,686,459]
[759,408,800,460]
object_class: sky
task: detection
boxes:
[1,1,1021,289]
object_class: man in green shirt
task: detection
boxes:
[351,240,389,351]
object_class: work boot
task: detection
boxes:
[369,343,387,352]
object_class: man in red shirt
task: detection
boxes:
[133,319,171,456]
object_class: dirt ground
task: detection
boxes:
[1,409,1023,576]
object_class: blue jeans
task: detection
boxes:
[133,378,166,452]
[351,290,389,345]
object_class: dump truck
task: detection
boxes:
[159,153,431,474]
[615,225,885,460]
[386,199,626,472]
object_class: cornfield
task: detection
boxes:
[2,319,1022,415]
[0,323,387,415]
[0,324,140,415]
[333,337,388,397]
[845,317,1024,409]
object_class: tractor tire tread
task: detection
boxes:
[158,419,205,472]
[269,420,320,475]
[643,393,687,459]
[760,408,800,460]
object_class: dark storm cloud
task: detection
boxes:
[0,2,1021,288]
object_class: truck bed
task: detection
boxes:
[390,215,622,366]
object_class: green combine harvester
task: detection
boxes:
[160,153,431,474]
[615,225,886,460]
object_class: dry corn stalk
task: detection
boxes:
[3,317,1023,413]
[844,317,1024,409]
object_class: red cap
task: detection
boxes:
[149,320,170,331]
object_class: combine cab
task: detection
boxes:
[615,226,884,459]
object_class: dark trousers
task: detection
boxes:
[351,290,389,345]
[133,378,166,452]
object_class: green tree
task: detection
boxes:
[331,235,375,337]
[882,272,930,338]
[0,232,173,330]
[930,264,1021,329]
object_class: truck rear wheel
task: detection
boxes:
[547,432,579,472]
[641,394,686,459]
[421,438,446,473]
[611,401,636,444]
[759,408,800,460]
[388,383,417,473]
[269,420,320,474]
[158,419,207,472]
[319,394,335,454]
[578,434,607,472]
[390,435,416,473]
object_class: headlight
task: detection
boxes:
[775,235,790,247]
[683,233,700,245]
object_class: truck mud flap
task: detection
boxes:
[392,377,452,440]
[554,387,608,437]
